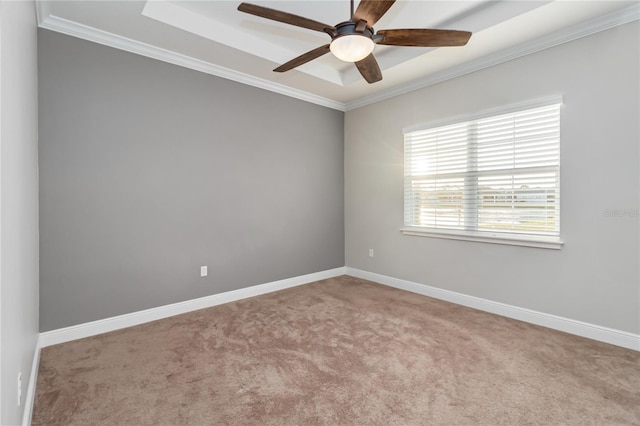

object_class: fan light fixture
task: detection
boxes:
[237,0,473,84]
[330,34,374,62]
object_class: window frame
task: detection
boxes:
[401,96,564,250]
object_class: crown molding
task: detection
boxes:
[35,0,50,26]
[36,2,638,113]
[344,3,640,111]
[37,14,347,112]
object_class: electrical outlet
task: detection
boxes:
[17,372,22,407]
[200,266,208,277]
[369,249,374,258]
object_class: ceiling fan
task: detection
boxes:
[237,0,472,84]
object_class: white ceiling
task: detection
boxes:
[37,0,639,111]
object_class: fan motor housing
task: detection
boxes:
[332,21,375,41]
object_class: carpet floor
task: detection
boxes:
[33,275,640,425]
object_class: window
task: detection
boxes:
[402,98,562,249]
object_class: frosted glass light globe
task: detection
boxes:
[330,35,375,62]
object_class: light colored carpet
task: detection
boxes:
[33,275,640,425]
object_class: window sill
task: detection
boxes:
[400,227,564,250]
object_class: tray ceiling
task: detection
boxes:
[37,1,639,110]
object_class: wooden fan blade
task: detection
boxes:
[274,45,331,72]
[355,54,382,84]
[353,0,395,27]
[238,3,335,33]
[377,29,472,47]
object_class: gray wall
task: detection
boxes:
[1,1,40,424]
[345,22,639,334]
[39,30,344,331]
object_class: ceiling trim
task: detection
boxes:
[344,2,640,111]
[37,14,346,111]
[37,2,639,113]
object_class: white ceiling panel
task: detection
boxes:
[37,0,639,110]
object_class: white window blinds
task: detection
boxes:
[404,101,561,238]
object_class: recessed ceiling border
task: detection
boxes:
[345,2,640,111]
[37,14,346,111]
[36,2,639,113]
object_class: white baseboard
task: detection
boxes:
[345,267,640,351]
[40,267,346,348]
[25,265,638,426]
[22,335,41,426]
